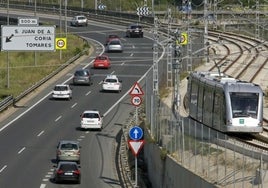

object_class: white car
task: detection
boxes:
[80,110,103,130]
[52,84,72,100]
[102,75,122,93]
[70,15,88,27]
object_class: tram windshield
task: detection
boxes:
[230,92,258,118]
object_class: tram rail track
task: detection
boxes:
[205,31,268,151]
[179,29,268,151]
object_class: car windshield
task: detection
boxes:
[60,143,78,150]
[83,113,99,118]
[54,86,68,91]
[75,70,89,76]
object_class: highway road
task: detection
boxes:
[0,11,164,188]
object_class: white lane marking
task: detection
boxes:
[121,61,125,65]
[18,147,26,154]
[40,183,46,188]
[55,116,62,122]
[71,103,77,108]
[130,53,134,56]
[110,71,115,75]
[0,165,7,173]
[37,130,44,137]
[85,91,91,96]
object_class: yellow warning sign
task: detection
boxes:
[55,38,67,50]
[180,32,188,45]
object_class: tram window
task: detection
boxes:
[230,92,258,118]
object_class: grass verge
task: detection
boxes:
[0,33,89,100]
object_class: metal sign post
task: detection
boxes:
[129,82,145,187]
[128,126,144,187]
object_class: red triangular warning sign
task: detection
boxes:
[128,140,145,156]
[129,82,144,96]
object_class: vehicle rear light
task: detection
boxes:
[73,170,80,175]
[56,169,64,174]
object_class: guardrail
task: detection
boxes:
[0,95,13,112]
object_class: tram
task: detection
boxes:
[186,71,263,133]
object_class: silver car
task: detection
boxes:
[56,140,81,163]
[70,15,88,27]
[73,69,92,85]
[106,39,123,53]
[52,84,72,100]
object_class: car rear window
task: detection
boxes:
[75,70,89,76]
[60,164,78,171]
[96,56,107,60]
[60,143,78,150]
[54,86,68,91]
[105,79,117,83]
[78,16,86,20]
[131,25,141,29]
[83,113,99,118]
[109,35,117,38]
[110,40,120,45]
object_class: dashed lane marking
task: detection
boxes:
[55,116,62,122]
[18,147,26,154]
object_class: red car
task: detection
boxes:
[105,34,120,45]
[93,55,111,69]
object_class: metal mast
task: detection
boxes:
[153,16,159,95]
[173,31,181,111]
[167,8,173,87]
[186,0,192,72]
[204,0,209,63]
[213,0,218,30]
[255,0,260,39]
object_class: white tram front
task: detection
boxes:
[186,72,263,133]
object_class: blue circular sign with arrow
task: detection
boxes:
[129,126,143,140]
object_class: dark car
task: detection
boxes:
[53,161,81,184]
[126,24,143,38]
[73,69,92,85]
